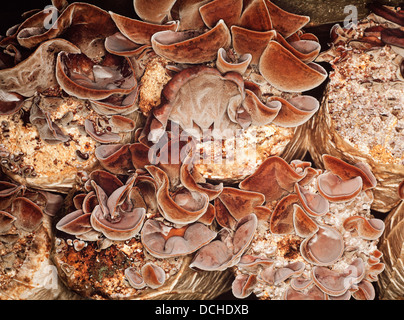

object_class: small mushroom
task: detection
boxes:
[270,194,299,235]
[0,210,16,234]
[216,48,252,75]
[190,214,258,271]
[0,91,25,115]
[141,219,217,258]
[322,155,377,190]
[90,204,145,241]
[125,267,146,289]
[294,183,329,217]
[260,261,305,285]
[239,156,307,202]
[293,204,319,238]
[55,209,92,236]
[217,187,265,221]
[56,52,137,101]
[11,197,44,232]
[343,216,385,241]
[134,0,177,24]
[145,165,209,224]
[264,0,310,38]
[109,11,179,45]
[312,258,365,297]
[199,0,243,29]
[232,274,257,299]
[95,144,135,175]
[300,225,344,266]
[140,263,166,289]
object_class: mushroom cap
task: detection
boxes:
[151,19,231,64]
[56,52,137,101]
[141,219,217,258]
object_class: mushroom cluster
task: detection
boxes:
[191,154,385,300]
[0,1,142,192]
[307,2,404,213]
[1,0,390,301]
[105,0,328,182]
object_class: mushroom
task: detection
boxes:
[141,219,216,258]
[57,171,146,241]
[145,165,209,224]
[0,39,80,97]
[55,52,137,101]
[317,172,363,202]
[300,225,344,266]
[232,274,257,299]
[15,2,118,60]
[151,20,231,64]
[239,156,308,202]
[343,216,385,241]
[190,214,258,271]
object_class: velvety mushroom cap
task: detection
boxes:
[145,165,210,224]
[90,205,146,241]
[134,0,177,24]
[56,209,92,236]
[317,172,363,202]
[11,197,44,232]
[110,11,179,45]
[322,155,377,190]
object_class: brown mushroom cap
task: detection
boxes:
[109,11,179,46]
[239,156,307,202]
[151,19,231,64]
[141,219,217,258]
[317,172,363,202]
[300,225,344,266]
[56,52,137,101]
[0,39,80,97]
[11,197,44,232]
